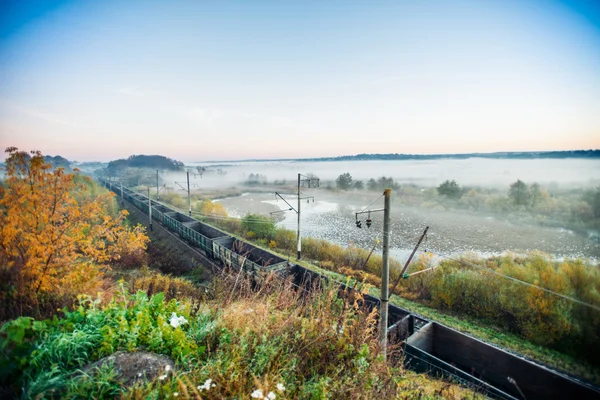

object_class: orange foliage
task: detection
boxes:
[198,199,228,217]
[0,147,149,303]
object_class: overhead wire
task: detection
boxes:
[120,182,600,312]
[380,227,600,312]
[188,210,336,228]
[110,179,533,398]
[358,193,385,214]
[436,253,600,312]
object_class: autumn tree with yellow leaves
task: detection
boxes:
[0,147,149,318]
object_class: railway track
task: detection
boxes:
[100,178,600,400]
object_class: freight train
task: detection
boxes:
[99,178,599,400]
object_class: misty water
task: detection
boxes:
[178,158,600,263]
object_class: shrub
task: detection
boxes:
[130,273,203,301]
[437,180,462,199]
[241,214,276,241]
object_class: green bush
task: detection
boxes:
[0,277,479,399]
[241,214,276,241]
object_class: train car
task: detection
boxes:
[181,221,230,258]
[212,237,288,275]
[405,322,600,400]
[151,202,172,225]
[97,178,600,400]
[163,211,195,238]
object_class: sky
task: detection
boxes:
[1,0,599,162]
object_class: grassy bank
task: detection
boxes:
[157,195,600,383]
[1,272,482,399]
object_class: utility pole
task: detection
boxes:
[379,188,391,360]
[354,189,392,360]
[156,170,160,200]
[187,170,191,217]
[270,173,319,260]
[297,174,301,260]
[297,173,320,260]
[120,182,124,205]
[175,170,192,216]
[147,186,153,231]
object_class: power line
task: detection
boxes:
[436,253,600,312]
[188,210,333,228]
[119,181,600,312]
[358,193,384,214]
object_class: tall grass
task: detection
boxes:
[1,271,483,399]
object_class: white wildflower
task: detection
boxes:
[158,374,168,381]
[169,312,189,328]
[276,383,286,392]
[267,391,276,399]
[165,365,172,372]
[197,378,216,391]
[173,392,179,397]
[137,372,142,377]
[251,389,264,398]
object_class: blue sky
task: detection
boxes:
[1,0,599,161]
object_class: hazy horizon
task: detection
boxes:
[2,0,600,161]
[7,147,596,165]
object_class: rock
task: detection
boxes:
[82,351,175,387]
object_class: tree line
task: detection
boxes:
[106,154,184,173]
[335,172,401,191]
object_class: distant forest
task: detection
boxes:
[302,150,600,162]
[200,149,600,163]
[106,155,184,172]
[0,155,71,169]
[44,155,71,169]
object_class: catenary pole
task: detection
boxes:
[297,173,302,260]
[379,188,391,360]
[187,170,191,217]
[148,186,153,231]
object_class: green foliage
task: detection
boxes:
[366,176,401,192]
[509,179,530,206]
[0,288,204,398]
[106,155,184,173]
[97,290,201,362]
[244,173,267,186]
[583,186,600,218]
[65,362,124,399]
[242,213,276,241]
[437,180,462,199]
[0,316,47,385]
[335,172,353,190]
[0,277,478,399]
[130,272,203,300]
[396,253,600,363]
[530,183,543,206]
[44,155,71,169]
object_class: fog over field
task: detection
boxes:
[184,158,600,189]
[141,158,600,262]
